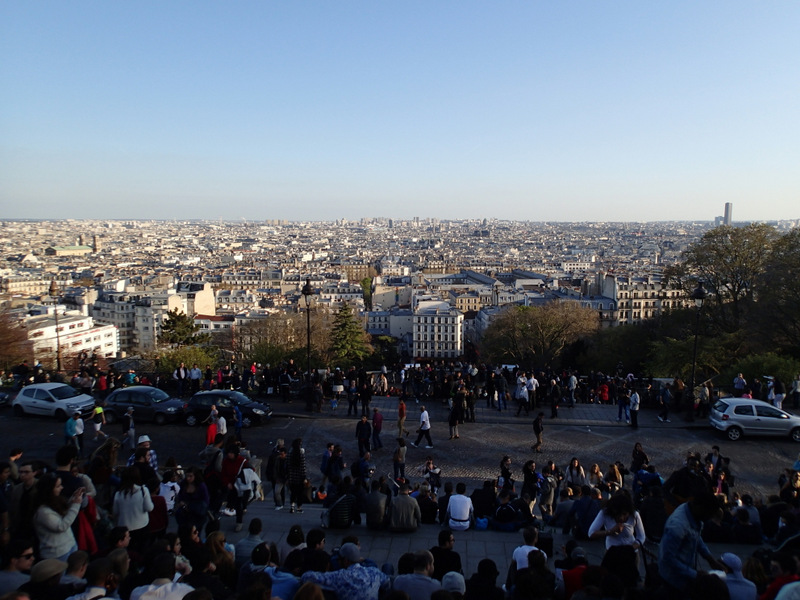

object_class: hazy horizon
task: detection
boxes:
[2,2,799,222]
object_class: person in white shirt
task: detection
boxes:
[511,526,548,571]
[446,482,474,531]
[129,553,194,600]
[588,493,646,550]
[411,406,433,448]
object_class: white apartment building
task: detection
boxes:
[412,301,464,359]
[597,273,688,325]
[27,308,119,367]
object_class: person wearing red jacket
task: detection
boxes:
[220,442,249,532]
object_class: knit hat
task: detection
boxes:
[442,572,466,594]
[339,543,363,563]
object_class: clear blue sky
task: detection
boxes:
[1,2,798,222]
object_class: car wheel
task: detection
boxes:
[726,426,743,442]
[105,411,116,425]
[791,428,800,443]
[186,414,197,427]
[243,417,252,428]
[154,413,166,426]
[13,405,25,418]
[55,409,68,422]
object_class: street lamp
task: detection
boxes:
[301,278,314,411]
[48,279,63,372]
[686,280,707,422]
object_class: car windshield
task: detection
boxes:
[50,385,82,400]
[146,389,172,403]
[227,392,252,405]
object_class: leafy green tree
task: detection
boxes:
[366,335,400,370]
[155,346,218,376]
[669,223,778,333]
[481,302,599,369]
[755,229,800,358]
[360,277,373,311]
[159,309,210,346]
[329,303,372,367]
[726,353,800,393]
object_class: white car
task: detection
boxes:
[12,383,96,421]
[710,397,800,442]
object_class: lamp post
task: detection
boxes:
[301,278,314,411]
[686,280,707,422]
[48,279,63,372]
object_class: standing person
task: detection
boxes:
[549,380,562,418]
[791,374,800,409]
[91,401,107,442]
[629,388,641,429]
[658,383,672,423]
[74,412,85,458]
[617,384,631,424]
[189,363,203,394]
[411,405,433,449]
[658,491,725,598]
[397,397,410,438]
[220,442,249,532]
[64,412,79,449]
[732,373,747,397]
[203,405,218,445]
[113,467,154,553]
[287,438,307,514]
[531,412,544,453]
[172,362,189,396]
[773,377,786,410]
[371,407,384,450]
[526,374,539,410]
[319,443,333,490]
[515,371,529,416]
[121,406,136,451]
[393,438,407,482]
[232,402,243,442]
[355,416,372,458]
[448,396,461,440]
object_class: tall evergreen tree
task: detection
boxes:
[329,303,372,367]
[159,309,210,346]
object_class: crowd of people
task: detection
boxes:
[4,421,800,600]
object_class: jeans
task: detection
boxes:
[617,402,630,421]
[273,480,286,507]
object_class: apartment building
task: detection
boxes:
[412,301,464,359]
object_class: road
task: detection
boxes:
[1,394,793,500]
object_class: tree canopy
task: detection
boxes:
[159,309,210,347]
[480,302,599,369]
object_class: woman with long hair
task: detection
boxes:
[565,457,586,492]
[631,442,649,473]
[499,456,515,493]
[175,467,210,533]
[203,404,219,445]
[206,530,237,589]
[113,466,154,553]
[588,491,646,589]
[287,438,308,514]
[32,472,85,560]
[521,460,541,512]
[604,463,622,496]
[587,463,604,489]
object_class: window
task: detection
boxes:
[733,405,754,416]
[755,405,787,419]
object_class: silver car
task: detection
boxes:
[11,383,96,421]
[710,397,800,442]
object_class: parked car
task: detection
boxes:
[185,390,272,427]
[710,397,800,442]
[104,386,186,425]
[11,383,96,421]
[0,391,9,408]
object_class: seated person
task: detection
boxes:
[416,484,439,525]
[489,489,524,531]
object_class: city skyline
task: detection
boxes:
[2,2,799,222]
